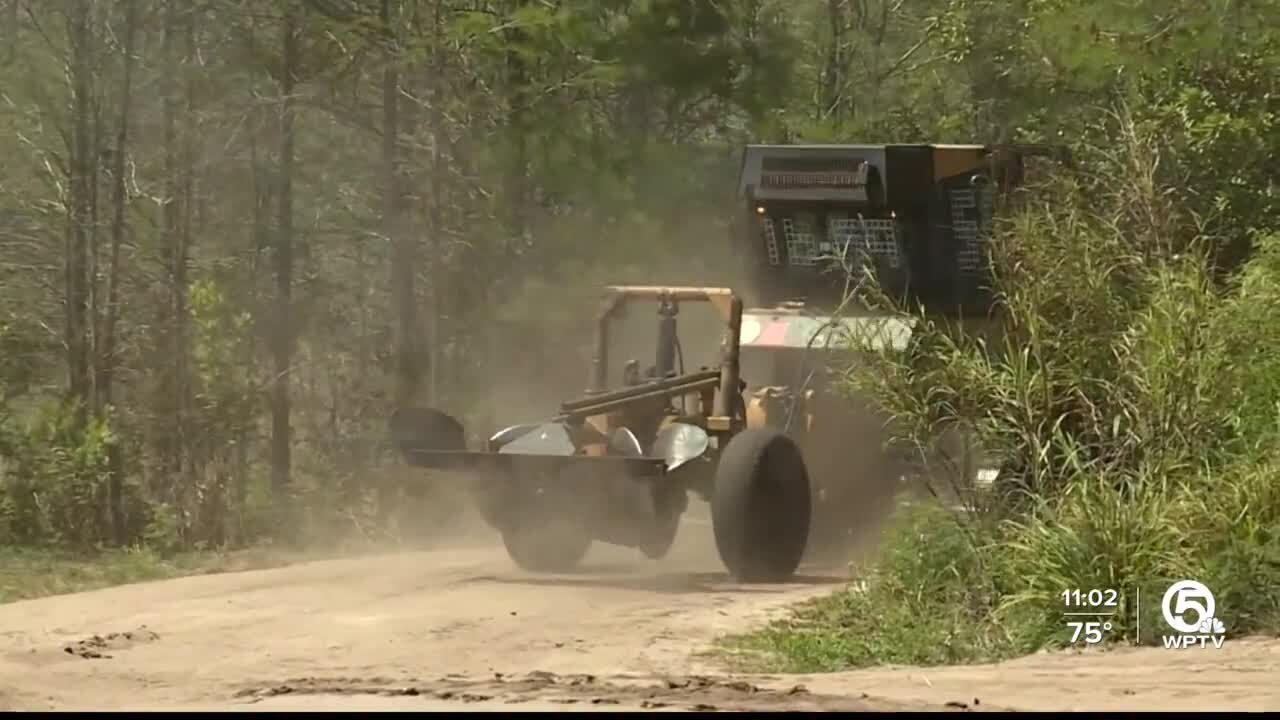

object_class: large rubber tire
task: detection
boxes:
[711,428,812,582]
[498,490,592,573]
[501,519,591,573]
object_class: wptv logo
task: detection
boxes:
[1161,580,1226,649]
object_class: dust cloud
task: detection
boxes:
[407,198,907,575]
[394,207,747,570]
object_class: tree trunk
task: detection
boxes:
[154,0,183,510]
[379,0,424,527]
[271,2,299,511]
[382,0,424,410]
[64,0,94,426]
[821,0,849,123]
[238,102,273,545]
[503,0,529,255]
[88,80,102,416]
[177,10,197,523]
[100,0,139,546]
[233,100,274,545]
[5,0,16,66]
[427,0,445,403]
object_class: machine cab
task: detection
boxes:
[733,143,1066,317]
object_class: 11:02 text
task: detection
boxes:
[1061,588,1119,607]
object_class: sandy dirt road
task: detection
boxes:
[0,510,912,713]
[1,508,1277,712]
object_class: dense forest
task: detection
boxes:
[0,0,1275,554]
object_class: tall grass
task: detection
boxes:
[726,117,1280,670]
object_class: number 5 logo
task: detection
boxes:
[1162,580,1216,634]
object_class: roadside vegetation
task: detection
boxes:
[2,1,1274,607]
[0,544,313,604]
[726,99,1280,670]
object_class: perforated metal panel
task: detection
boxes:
[760,217,781,266]
[782,217,820,267]
[828,217,901,269]
[951,188,994,274]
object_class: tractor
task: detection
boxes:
[391,284,815,582]
[389,143,1065,581]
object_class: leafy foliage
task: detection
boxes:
[730,80,1280,667]
[0,0,1276,615]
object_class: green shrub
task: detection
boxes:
[722,502,1020,671]
[0,402,151,548]
[730,117,1280,671]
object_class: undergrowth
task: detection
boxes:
[725,113,1280,672]
[0,544,306,604]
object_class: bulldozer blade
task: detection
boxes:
[393,411,667,479]
[498,422,576,456]
[401,448,666,479]
[651,422,710,471]
[389,407,466,467]
[608,427,644,457]
[488,423,539,450]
